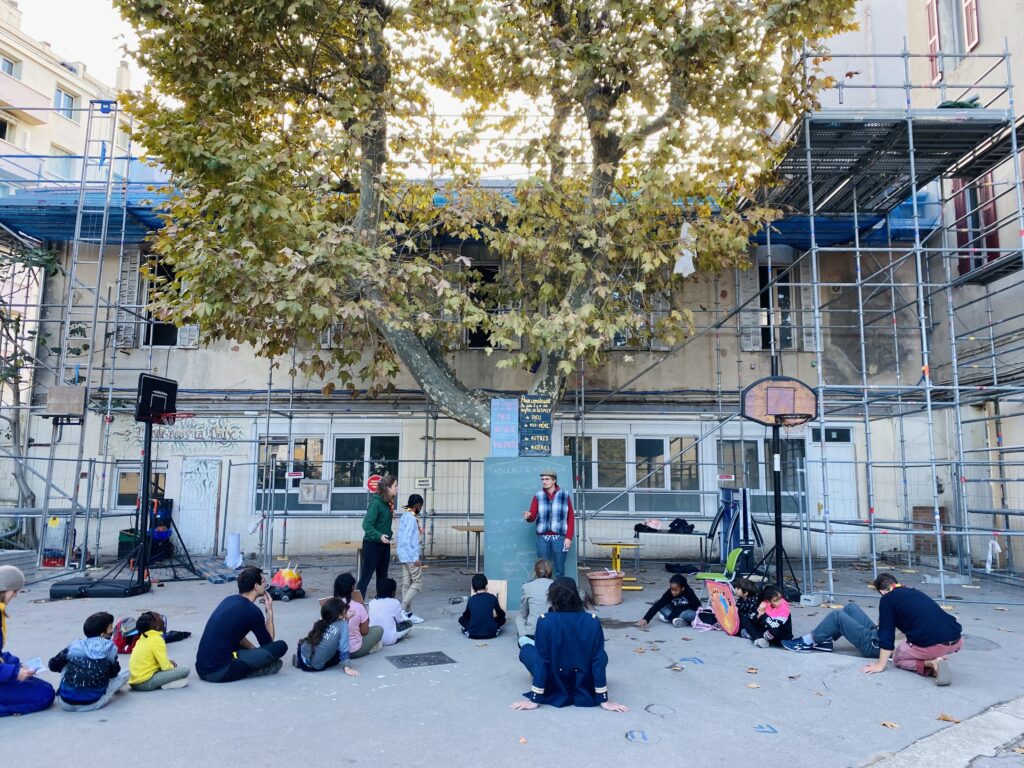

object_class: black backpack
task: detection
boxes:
[668,517,695,534]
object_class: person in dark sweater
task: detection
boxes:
[48,611,128,711]
[459,574,506,639]
[195,566,288,683]
[733,578,761,640]
[635,574,701,628]
[783,573,962,685]
[357,474,397,599]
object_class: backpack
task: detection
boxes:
[112,617,140,654]
[668,517,695,534]
[691,606,721,632]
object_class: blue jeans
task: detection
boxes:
[659,606,697,624]
[811,603,880,658]
[536,535,568,579]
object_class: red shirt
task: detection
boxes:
[526,485,575,540]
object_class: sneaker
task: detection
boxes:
[656,613,670,623]
[247,659,283,678]
[811,639,834,652]
[782,638,815,653]
[405,613,425,624]
[753,638,770,648]
[932,659,952,686]
[740,629,751,640]
[291,653,299,668]
[162,678,189,689]
[671,617,687,628]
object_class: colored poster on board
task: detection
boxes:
[707,580,740,636]
[518,394,552,456]
[490,398,520,457]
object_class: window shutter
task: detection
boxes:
[177,324,200,349]
[737,267,761,352]
[798,262,819,352]
[925,0,941,83]
[962,0,979,51]
[114,250,141,349]
[979,172,999,259]
[951,179,970,275]
[319,324,343,350]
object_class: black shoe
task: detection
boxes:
[248,659,284,678]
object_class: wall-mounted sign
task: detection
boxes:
[518,394,552,456]
[490,398,520,457]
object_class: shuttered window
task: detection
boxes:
[962,0,979,51]
[925,0,942,82]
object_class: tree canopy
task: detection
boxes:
[117,0,855,434]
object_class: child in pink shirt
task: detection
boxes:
[753,585,793,648]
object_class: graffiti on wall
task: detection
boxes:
[109,416,249,456]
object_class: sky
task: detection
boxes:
[19,0,143,88]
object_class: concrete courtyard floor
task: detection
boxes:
[6,557,1024,768]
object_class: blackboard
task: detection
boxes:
[483,456,577,606]
[518,395,552,456]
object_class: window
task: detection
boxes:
[259,436,324,490]
[925,0,941,82]
[633,436,700,490]
[962,0,979,50]
[142,259,199,347]
[564,436,593,489]
[764,439,806,493]
[115,465,167,507]
[332,434,400,488]
[758,264,794,351]
[54,88,77,121]
[669,437,700,491]
[258,437,289,490]
[596,438,627,488]
[47,145,77,179]
[464,262,521,350]
[718,439,760,488]
[0,55,18,79]
[609,292,671,351]
[0,116,12,144]
[812,427,852,443]
[952,174,999,276]
[634,438,665,489]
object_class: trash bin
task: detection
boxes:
[586,569,624,606]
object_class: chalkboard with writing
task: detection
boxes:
[483,455,577,607]
[518,394,553,456]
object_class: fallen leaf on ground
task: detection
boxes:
[634,648,646,654]
[997,627,1014,633]
[747,683,761,689]
[519,738,528,745]
[670,665,684,672]
[936,713,960,724]
[881,722,900,729]
[994,607,1008,611]
[901,570,917,574]
[680,636,692,641]
[825,604,844,609]
[940,605,954,610]
[788,674,801,680]
[476,643,488,647]
[813,691,824,696]
[746,667,758,674]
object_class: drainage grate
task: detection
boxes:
[386,651,457,669]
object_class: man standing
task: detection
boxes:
[782,573,962,685]
[195,566,288,683]
[523,470,574,579]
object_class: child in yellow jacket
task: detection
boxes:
[128,612,190,691]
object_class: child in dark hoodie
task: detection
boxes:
[48,611,129,711]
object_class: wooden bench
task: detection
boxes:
[320,539,363,563]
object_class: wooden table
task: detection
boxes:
[591,540,644,591]
[453,524,485,572]
[320,539,363,564]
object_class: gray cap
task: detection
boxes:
[0,565,25,592]
[540,469,558,479]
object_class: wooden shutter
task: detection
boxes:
[176,324,200,349]
[979,172,999,259]
[925,0,941,83]
[962,0,979,51]
[737,267,761,352]
[952,179,970,275]
[114,250,140,349]
[798,262,819,352]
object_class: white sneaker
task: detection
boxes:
[656,613,670,623]
[671,617,687,628]
[753,638,770,648]
[405,613,425,624]
[162,678,189,689]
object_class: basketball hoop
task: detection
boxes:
[774,413,813,427]
[154,412,195,427]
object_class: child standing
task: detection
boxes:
[128,612,190,691]
[296,598,359,676]
[753,585,793,648]
[396,493,425,624]
[733,578,761,640]
[0,565,55,717]
[459,574,506,639]
[48,611,129,711]
[634,574,701,628]
[368,578,413,646]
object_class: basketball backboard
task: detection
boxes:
[135,374,178,423]
[740,376,817,427]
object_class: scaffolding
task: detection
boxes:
[0,46,1023,605]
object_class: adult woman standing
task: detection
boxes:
[356,474,397,600]
[512,578,627,712]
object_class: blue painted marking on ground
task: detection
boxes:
[754,724,778,734]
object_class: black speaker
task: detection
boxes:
[135,374,178,423]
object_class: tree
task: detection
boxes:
[117,0,854,435]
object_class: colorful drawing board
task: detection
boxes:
[707,580,740,636]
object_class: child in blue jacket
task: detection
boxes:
[0,565,55,717]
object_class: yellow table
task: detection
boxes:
[453,524,485,572]
[592,540,644,591]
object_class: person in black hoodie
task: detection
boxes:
[49,611,128,711]
[459,574,506,639]
[635,574,701,628]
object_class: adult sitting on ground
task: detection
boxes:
[195,566,288,683]
[782,572,962,685]
[515,559,553,645]
[512,578,627,712]
[0,565,55,716]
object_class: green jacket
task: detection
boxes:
[362,494,394,542]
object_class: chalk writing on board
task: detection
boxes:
[490,398,520,457]
[519,394,553,456]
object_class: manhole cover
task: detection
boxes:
[386,651,457,669]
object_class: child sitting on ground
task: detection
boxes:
[296,598,360,676]
[635,574,701,628]
[752,585,793,648]
[459,574,506,639]
[0,565,55,717]
[48,611,129,711]
[129,612,190,691]
[334,572,383,658]
[734,578,760,640]
[368,578,413,646]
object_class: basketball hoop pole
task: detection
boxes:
[134,419,154,592]
[770,358,784,591]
